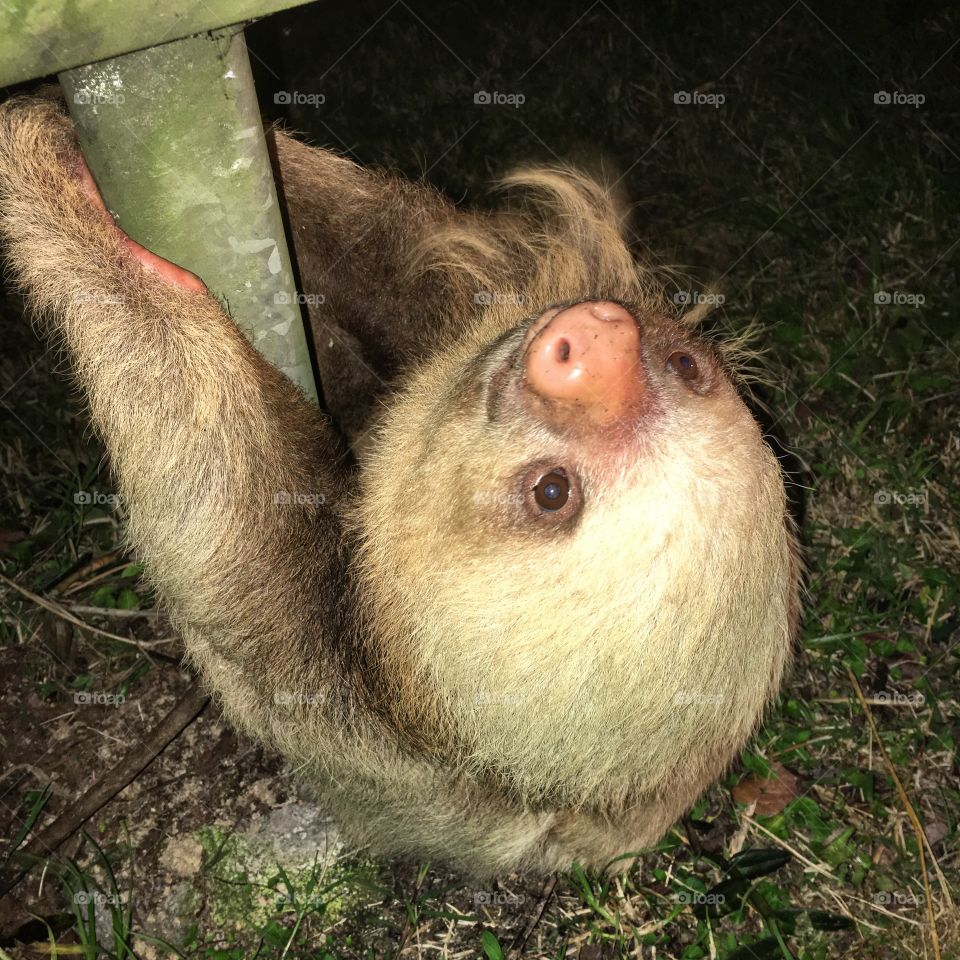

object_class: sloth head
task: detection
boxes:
[353,173,800,812]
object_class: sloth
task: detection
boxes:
[0,94,800,878]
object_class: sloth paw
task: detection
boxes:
[75,157,206,293]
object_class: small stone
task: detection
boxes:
[160,836,204,877]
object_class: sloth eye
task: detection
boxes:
[667,351,699,380]
[533,470,569,510]
[519,463,582,523]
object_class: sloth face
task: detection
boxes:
[354,299,799,809]
[447,300,743,538]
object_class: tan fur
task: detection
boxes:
[0,93,801,878]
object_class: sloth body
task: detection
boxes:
[0,96,800,877]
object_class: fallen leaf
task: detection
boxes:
[732,762,801,816]
[0,528,26,553]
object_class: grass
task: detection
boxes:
[1,0,958,957]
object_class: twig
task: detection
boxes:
[47,550,124,596]
[0,764,71,798]
[813,697,924,708]
[64,561,139,597]
[66,604,160,619]
[0,679,209,899]
[741,815,835,880]
[843,893,923,928]
[507,874,558,958]
[846,665,945,960]
[728,800,755,856]
[0,571,172,655]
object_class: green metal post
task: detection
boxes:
[59,26,317,400]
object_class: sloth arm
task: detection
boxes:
[0,96,361,741]
[269,130,465,443]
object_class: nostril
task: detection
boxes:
[521,300,644,427]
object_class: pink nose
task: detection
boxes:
[522,300,643,425]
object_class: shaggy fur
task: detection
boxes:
[0,93,801,877]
